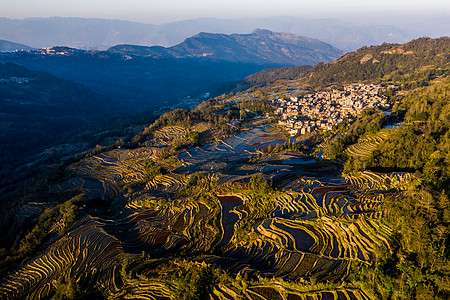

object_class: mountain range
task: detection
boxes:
[0,29,343,114]
[1,15,448,51]
[108,29,343,65]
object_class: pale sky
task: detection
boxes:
[1,0,449,23]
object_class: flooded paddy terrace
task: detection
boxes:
[2,123,408,299]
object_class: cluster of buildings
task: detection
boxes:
[32,47,78,56]
[273,84,390,136]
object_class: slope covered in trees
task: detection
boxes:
[303,37,449,88]
[0,62,115,179]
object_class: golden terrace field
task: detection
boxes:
[0,123,411,300]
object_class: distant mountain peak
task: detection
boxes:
[251,28,273,35]
[108,29,343,66]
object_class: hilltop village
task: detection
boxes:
[273,84,390,136]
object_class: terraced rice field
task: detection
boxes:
[153,126,190,146]
[344,171,411,191]
[345,131,390,159]
[145,173,187,192]
[52,148,156,199]
[0,125,405,299]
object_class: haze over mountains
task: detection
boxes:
[108,29,342,65]
[0,29,342,114]
[0,15,448,51]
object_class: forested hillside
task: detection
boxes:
[0,62,114,179]
[304,37,449,88]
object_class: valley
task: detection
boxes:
[0,29,341,188]
[0,37,448,300]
